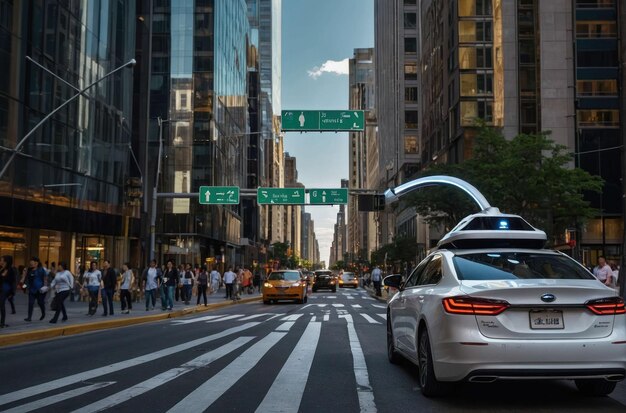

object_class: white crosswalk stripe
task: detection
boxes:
[2,382,115,413]
[377,313,387,321]
[239,313,275,320]
[281,314,304,321]
[360,314,381,324]
[346,295,355,299]
[372,304,386,309]
[352,304,362,308]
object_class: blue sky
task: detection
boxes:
[282,0,374,266]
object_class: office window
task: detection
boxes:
[404,136,418,154]
[577,50,618,67]
[459,0,492,16]
[575,0,615,8]
[404,37,417,54]
[404,13,417,29]
[460,73,493,96]
[404,0,417,4]
[576,79,618,96]
[405,111,418,129]
[459,21,492,42]
[461,100,492,125]
[520,101,537,125]
[404,63,417,80]
[577,110,619,127]
[519,40,535,64]
[405,87,418,102]
[576,21,617,38]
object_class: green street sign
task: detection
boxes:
[257,187,305,205]
[199,186,240,205]
[308,188,349,205]
[281,110,365,132]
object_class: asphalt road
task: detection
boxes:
[0,287,625,413]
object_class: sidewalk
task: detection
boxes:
[363,283,390,302]
[0,287,262,347]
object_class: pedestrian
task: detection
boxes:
[71,265,84,302]
[24,257,48,322]
[210,266,221,294]
[120,262,134,314]
[234,266,244,301]
[49,262,74,323]
[253,269,261,293]
[0,255,17,328]
[243,266,253,294]
[163,259,178,310]
[84,261,102,316]
[175,264,184,302]
[141,259,161,311]
[223,266,236,300]
[182,263,194,305]
[371,265,383,297]
[593,256,614,287]
[196,265,209,306]
[101,260,117,316]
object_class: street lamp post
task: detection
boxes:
[0,57,136,181]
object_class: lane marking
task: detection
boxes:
[281,314,304,321]
[311,316,316,322]
[323,314,329,322]
[239,313,274,321]
[71,337,254,413]
[371,304,386,309]
[360,314,380,324]
[171,315,221,324]
[255,322,322,413]
[351,304,362,308]
[339,314,377,412]
[206,314,245,323]
[264,314,283,322]
[0,322,261,406]
[3,382,115,413]
[167,332,287,412]
[377,313,387,321]
[332,304,344,308]
[346,295,355,300]
[276,322,295,331]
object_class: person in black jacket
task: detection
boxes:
[101,260,117,316]
[163,259,178,310]
[0,255,17,328]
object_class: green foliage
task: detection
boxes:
[331,260,345,270]
[371,237,419,266]
[407,126,603,244]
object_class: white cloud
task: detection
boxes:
[307,58,350,79]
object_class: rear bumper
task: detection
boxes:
[464,368,626,383]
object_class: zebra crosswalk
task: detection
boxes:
[0,311,385,413]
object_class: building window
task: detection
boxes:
[458,0,492,17]
[405,87,418,102]
[576,79,618,96]
[459,47,492,69]
[576,21,617,38]
[460,73,493,96]
[577,50,618,67]
[458,21,492,42]
[575,0,615,8]
[404,37,417,54]
[460,100,493,126]
[577,110,619,127]
[519,40,536,64]
[404,63,417,80]
[405,111,418,129]
[404,0,417,5]
[520,101,537,125]
[404,136,418,154]
[404,13,417,29]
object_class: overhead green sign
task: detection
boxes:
[281,110,365,132]
[257,187,305,205]
[308,188,349,205]
[199,186,240,205]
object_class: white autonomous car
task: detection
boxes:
[384,209,626,397]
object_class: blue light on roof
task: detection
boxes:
[498,220,509,230]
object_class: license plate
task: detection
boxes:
[529,310,564,329]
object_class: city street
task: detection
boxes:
[0,288,625,413]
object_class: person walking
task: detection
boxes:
[253,269,261,293]
[0,255,17,328]
[371,265,383,297]
[120,263,134,314]
[100,260,117,316]
[210,267,221,294]
[223,267,236,300]
[49,262,74,323]
[234,266,243,301]
[24,257,48,322]
[163,260,178,310]
[84,261,102,316]
[196,265,209,306]
[182,263,194,305]
[141,260,161,311]
[593,256,614,287]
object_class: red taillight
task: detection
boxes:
[442,296,509,316]
[585,297,626,315]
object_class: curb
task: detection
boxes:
[364,286,388,303]
[0,296,261,348]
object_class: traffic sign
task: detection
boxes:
[308,188,349,205]
[199,186,240,205]
[257,187,305,204]
[281,110,365,132]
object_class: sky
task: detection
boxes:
[282,0,374,266]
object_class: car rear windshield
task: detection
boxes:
[268,271,301,281]
[342,273,355,280]
[315,271,332,276]
[453,252,595,281]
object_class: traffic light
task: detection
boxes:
[358,194,385,211]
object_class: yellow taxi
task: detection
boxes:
[263,270,308,304]
[338,272,359,288]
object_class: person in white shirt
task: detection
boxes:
[84,261,102,316]
[49,262,74,323]
[142,260,161,311]
[593,256,614,287]
[371,266,383,297]
[120,263,134,314]
[223,267,236,300]
[210,267,221,294]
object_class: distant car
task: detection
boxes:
[312,270,336,292]
[385,211,626,397]
[339,272,358,288]
[263,270,307,304]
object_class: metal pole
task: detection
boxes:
[0,58,136,180]
[150,117,164,262]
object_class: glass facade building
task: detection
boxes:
[0,0,136,270]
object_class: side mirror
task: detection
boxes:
[383,274,403,290]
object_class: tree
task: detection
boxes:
[407,126,603,244]
[331,260,345,271]
[371,237,419,267]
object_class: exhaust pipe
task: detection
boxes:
[468,376,498,383]
[606,374,625,382]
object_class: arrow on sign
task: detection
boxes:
[205,191,211,202]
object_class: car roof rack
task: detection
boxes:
[437,207,547,250]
